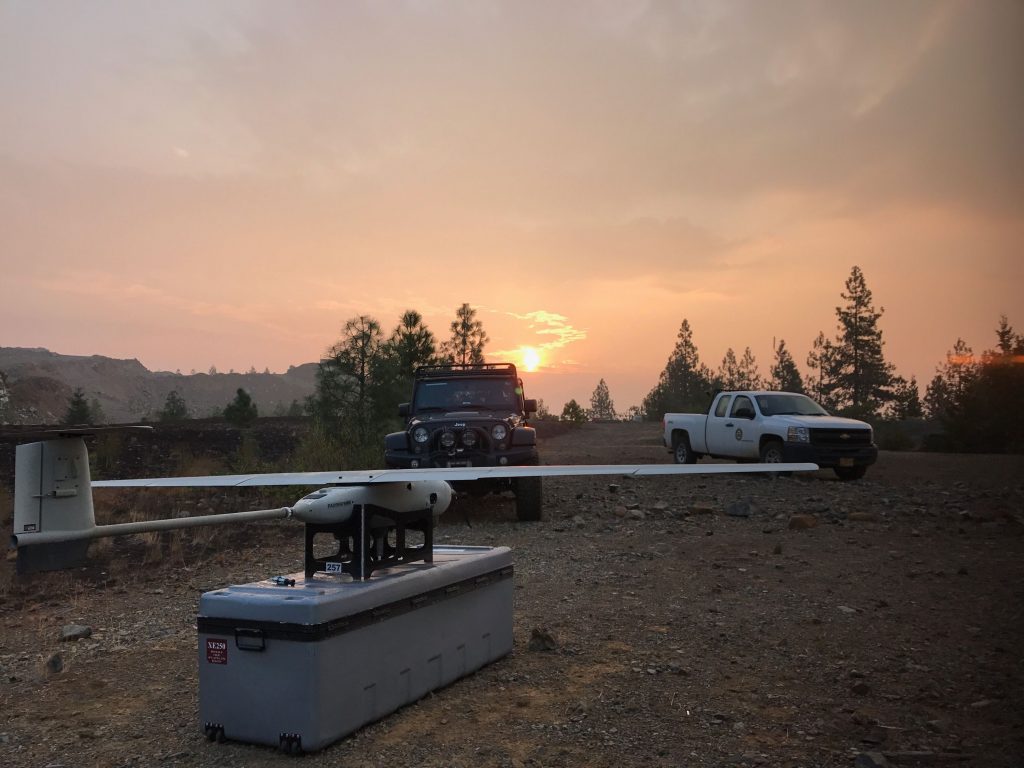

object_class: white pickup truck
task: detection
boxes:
[663,391,878,480]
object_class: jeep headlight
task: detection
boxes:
[491,424,508,441]
[461,430,478,448]
[787,426,809,443]
[440,430,456,448]
[412,426,430,444]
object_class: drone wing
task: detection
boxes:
[92,462,817,488]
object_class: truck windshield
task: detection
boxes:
[415,379,518,412]
[756,394,829,416]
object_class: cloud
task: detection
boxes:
[505,310,587,352]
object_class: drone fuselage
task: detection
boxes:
[289,481,453,524]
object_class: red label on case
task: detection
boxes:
[206,638,228,665]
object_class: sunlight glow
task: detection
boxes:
[521,346,541,372]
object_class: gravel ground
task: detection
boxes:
[1,421,1022,768]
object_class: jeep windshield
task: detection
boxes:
[414,379,519,412]
[755,393,829,416]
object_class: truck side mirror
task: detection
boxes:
[523,399,537,413]
[398,403,410,418]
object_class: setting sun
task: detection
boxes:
[520,346,541,372]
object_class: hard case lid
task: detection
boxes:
[197,545,511,626]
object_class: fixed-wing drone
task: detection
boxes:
[10,426,817,579]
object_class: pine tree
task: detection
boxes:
[560,399,587,424]
[716,348,742,390]
[63,387,93,425]
[737,347,764,390]
[311,315,387,446]
[642,319,713,417]
[828,266,895,418]
[224,388,258,427]
[769,339,804,393]
[589,379,616,420]
[806,331,841,410]
[923,338,976,420]
[441,303,488,365]
[159,390,190,422]
[994,315,1016,355]
[387,310,437,379]
[888,375,923,420]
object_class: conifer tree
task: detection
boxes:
[642,319,713,417]
[224,388,258,427]
[828,266,895,417]
[63,387,93,425]
[159,390,190,422]
[924,338,976,420]
[387,310,437,379]
[769,339,804,393]
[736,347,764,390]
[441,303,488,365]
[889,375,923,420]
[589,379,616,420]
[716,348,741,390]
[560,399,587,424]
[806,331,841,410]
[312,315,386,446]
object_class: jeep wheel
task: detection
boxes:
[834,465,867,481]
[514,475,543,521]
[673,435,696,464]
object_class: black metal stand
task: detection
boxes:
[303,503,434,580]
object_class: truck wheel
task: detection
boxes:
[759,440,784,463]
[834,466,867,481]
[514,476,543,521]
[673,435,696,464]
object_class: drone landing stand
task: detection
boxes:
[303,503,434,581]
[197,545,513,753]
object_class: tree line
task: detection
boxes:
[639,265,1021,452]
[57,271,1023,455]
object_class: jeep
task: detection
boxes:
[384,363,543,520]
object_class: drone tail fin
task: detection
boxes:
[11,437,97,573]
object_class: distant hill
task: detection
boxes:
[0,347,318,424]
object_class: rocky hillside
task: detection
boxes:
[0,347,318,424]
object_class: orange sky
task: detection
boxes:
[1,1,1021,411]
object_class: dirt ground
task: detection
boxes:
[1,421,1022,768]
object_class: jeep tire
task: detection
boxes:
[514,475,543,521]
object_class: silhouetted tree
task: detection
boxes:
[769,339,804,393]
[560,399,587,424]
[533,398,553,420]
[806,331,841,410]
[642,319,713,418]
[310,315,390,449]
[926,319,1024,452]
[924,339,976,420]
[63,388,93,425]
[827,266,895,418]
[888,375,923,420]
[224,388,258,427]
[159,390,190,422]
[387,310,438,379]
[441,303,488,365]
[715,347,763,391]
[589,379,616,420]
